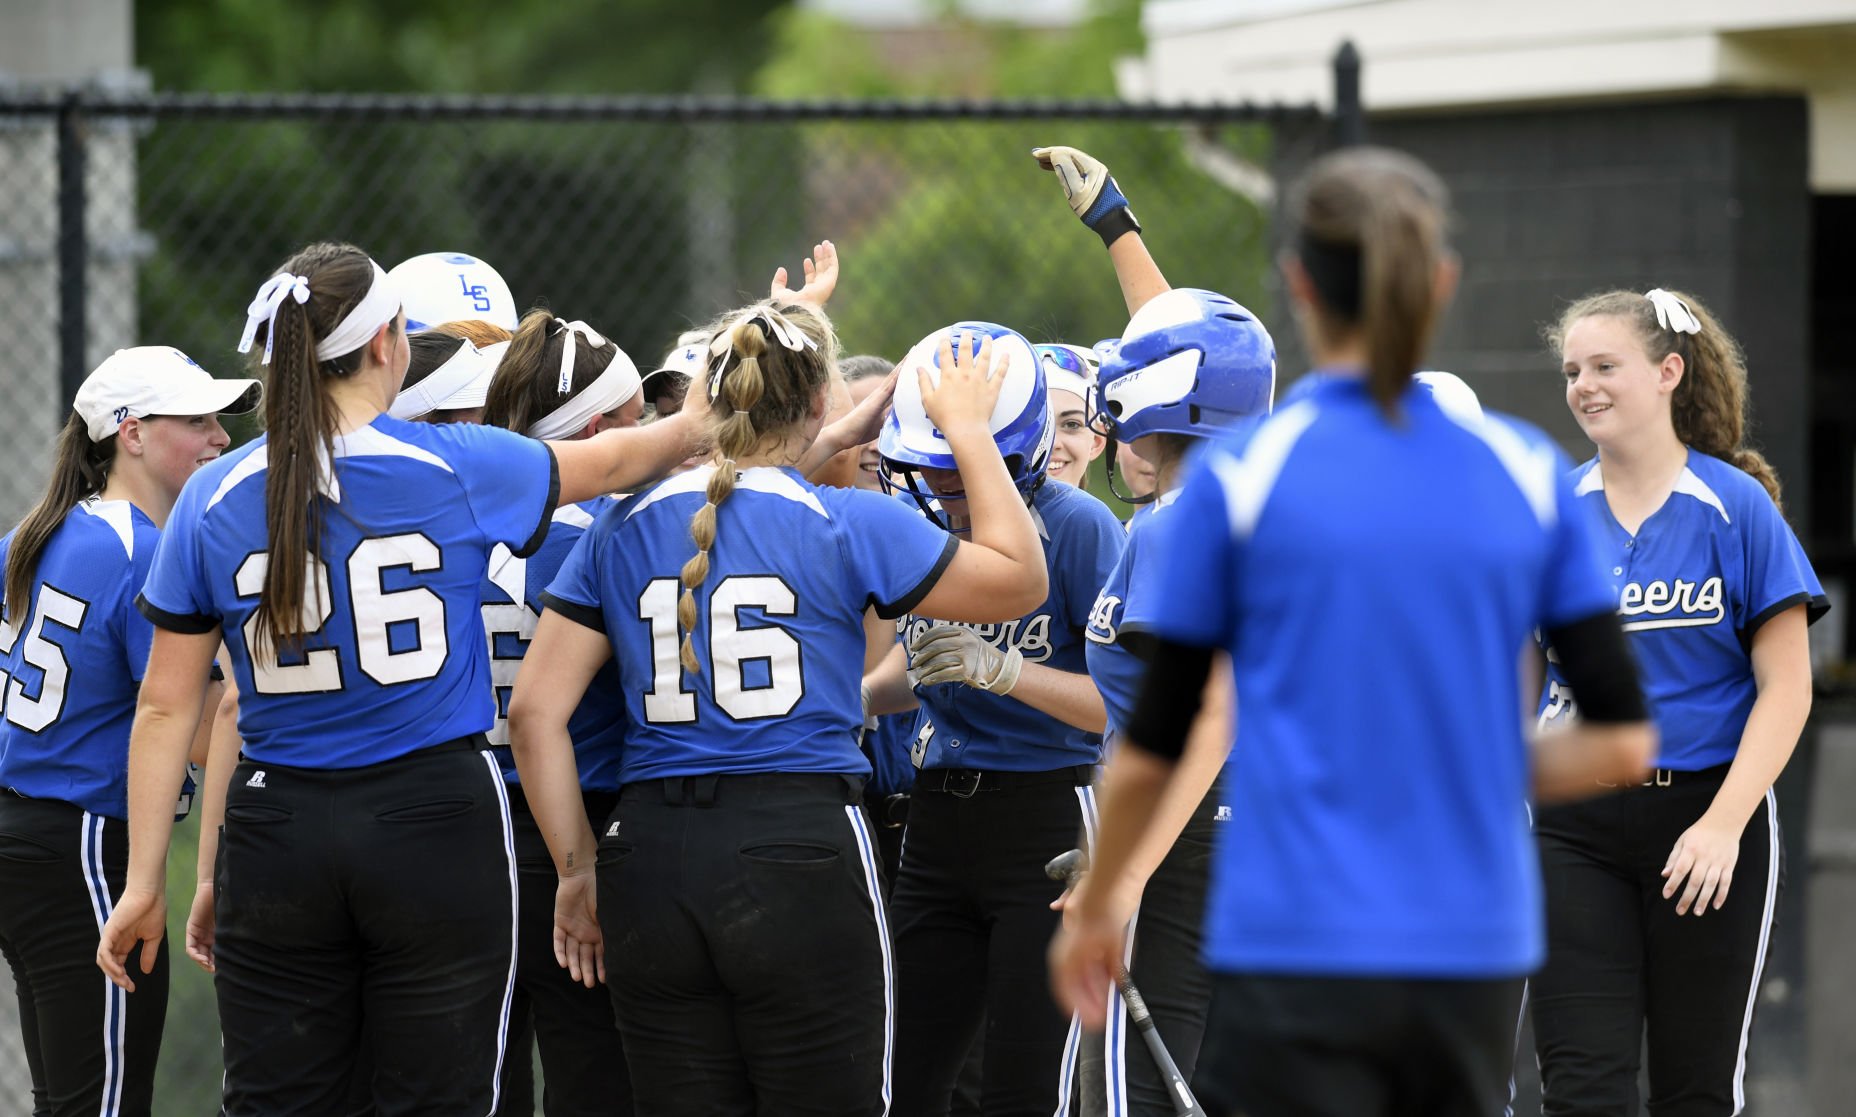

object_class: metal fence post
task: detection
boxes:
[1332,40,1364,147]
[57,90,88,405]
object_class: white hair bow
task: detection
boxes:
[553,319,609,394]
[237,273,313,366]
[1645,289,1701,336]
[705,305,818,402]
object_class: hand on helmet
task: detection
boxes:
[908,624,1023,694]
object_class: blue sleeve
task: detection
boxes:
[539,518,608,632]
[1115,515,1169,636]
[1538,461,1618,630]
[119,525,160,682]
[835,491,959,620]
[1736,486,1827,634]
[137,479,218,634]
[449,425,559,558]
[1055,497,1127,631]
[1147,451,1238,649]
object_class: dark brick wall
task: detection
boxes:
[1268,96,1812,526]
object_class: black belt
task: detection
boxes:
[624,772,865,807]
[1598,762,1731,790]
[913,765,1094,799]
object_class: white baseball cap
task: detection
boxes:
[1413,370,1484,424]
[640,330,711,398]
[73,346,262,443]
[387,252,519,332]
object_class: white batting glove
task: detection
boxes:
[1031,145,1141,246]
[907,625,1024,695]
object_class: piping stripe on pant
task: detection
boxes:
[480,752,521,1117]
[1730,788,1780,1116]
[1053,784,1099,1117]
[846,804,898,1115]
[80,811,125,1117]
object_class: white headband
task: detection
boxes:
[552,319,609,395]
[1645,289,1702,336]
[388,340,508,420]
[527,348,642,441]
[706,306,818,404]
[236,260,401,366]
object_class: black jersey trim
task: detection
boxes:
[513,449,563,559]
[874,535,958,620]
[540,590,605,632]
[1543,610,1647,725]
[1114,626,1160,664]
[209,663,225,682]
[135,593,219,635]
[1742,591,1829,645]
[1123,638,1216,762]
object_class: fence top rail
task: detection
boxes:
[0,89,1323,124]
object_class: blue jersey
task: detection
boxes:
[1540,450,1825,770]
[1149,374,1615,979]
[900,480,1124,772]
[866,709,925,799]
[543,464,956,783]
[138,416,557,769]
[483,498,626,790]
[1085,486,1181,736]
[0,500,159,819]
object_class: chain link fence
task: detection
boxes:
[0,84,1342,1112]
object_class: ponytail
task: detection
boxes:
[482,310,620,435]
[244,242,388,658]
[1549,288,1782,508]
[1292,147,1451,413]
[5,414,113,624]
[674,301,836,673]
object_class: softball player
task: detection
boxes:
[508,304,1047,1114]
[1532,288,1825,1115]
[866,320,1126,1116]
[91,240,709,1115]
[0,346,253,1117]
[1033,144,1276,1115]
[1050,147,1658,1117]
[475,310,645,1115]
[1040,344,1106,489]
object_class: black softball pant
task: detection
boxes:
[499,783,630,1117]
[1533,767,1781,1116]
[889,768,1094,1117]
[0,794,167,1117]
[1063,787,1221,1117]
[1197,972,1524,1117]
[213,740,517,1117]
[597,773,891,1116]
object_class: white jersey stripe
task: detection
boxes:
[844,805,896,1114]
[479,751,520,1117]
[1731,788,1780,1115]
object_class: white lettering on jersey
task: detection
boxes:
[897,614,1055,664]
[1085,592,1121,645]
[1618,576,1725,632]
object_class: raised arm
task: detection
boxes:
[1033,145,1171,317]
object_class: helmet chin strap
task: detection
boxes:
[1103,429,1158,506]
